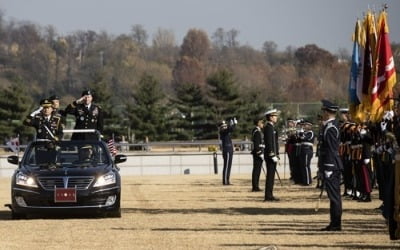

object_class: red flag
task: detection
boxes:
[370,11,397,122]
[108,139,118,156]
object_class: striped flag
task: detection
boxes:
[108,139,118,156]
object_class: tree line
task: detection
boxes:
[0,12,399,144]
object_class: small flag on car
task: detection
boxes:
[108,139,118,156]
[6,137,20,154]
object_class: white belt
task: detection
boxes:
[301,142,313,147]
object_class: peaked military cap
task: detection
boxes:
[264,108,280,116]
[81,89,93,96]
[300,120,313,126]
[218,120,227,129]
[40,99,53,108]
[321,99,338,112]
[49,95,60,101]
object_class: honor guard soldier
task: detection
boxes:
[65,89,104,140]
[298,120,315,185]
[263,109,280,201]
[285,118,298,183]
[219,118,237,185]
[23,99,63,141]
[251,117,264,192]
[338,108,355,197]
[319,100,343,231]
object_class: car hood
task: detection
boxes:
[20,164,114,177]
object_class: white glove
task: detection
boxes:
[360,128,367,136]
[259,154,264,161]
[380,121,387,131]
[233,117,238,124]
[30,107,43,117]
[383,110,394,120]
[324,170,333,178]
[272,156,278,163]
[363,159,370,165]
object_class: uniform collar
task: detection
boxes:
[323,118,335,126]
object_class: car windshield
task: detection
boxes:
[23,141,110,168]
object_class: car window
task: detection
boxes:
[24,141,110,167]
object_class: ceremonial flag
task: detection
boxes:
[108,139,118,157]
[354,12,377,122]
[349,20,361,118]
[370,11,397,122]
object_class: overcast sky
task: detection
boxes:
[1,0,399,54]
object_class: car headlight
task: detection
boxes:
[94,172,116,187]
[16,172,38,188]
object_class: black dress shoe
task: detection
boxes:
[252,188,262,192]
[321,225,341,231]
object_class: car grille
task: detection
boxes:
[38,177,94,191]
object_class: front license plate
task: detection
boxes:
[54,188,77,203]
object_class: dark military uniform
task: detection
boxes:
[65,91,103,140]
[251,123,264,191]
[23,100,63,141]
[263,109,280,201]
[220,119,236,185]
[285,119,298,182]
[298,122,315,185]
[319,100,343,231]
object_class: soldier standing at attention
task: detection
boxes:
[65,89,104,140]
[219,118,237,185]
[263,109,280,202]
[251,117,264,192]
[23,99,63,141]
[319,100,343,231]
[298,120,315,186]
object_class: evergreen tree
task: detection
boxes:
[0,83,33,143]
[171,82,213,140]
[206,69,240,138]
[126,73,169,141]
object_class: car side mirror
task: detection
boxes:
[114,154,127,164]
[7,155,19,165]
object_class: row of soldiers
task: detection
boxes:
[331,107,399,239]
[284,119,315,186]
[284,105,400,238]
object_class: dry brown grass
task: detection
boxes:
[0,174,399,250]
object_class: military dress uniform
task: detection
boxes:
[298,121,315,185]
[65,91,104,140]
[219,119,236,185]
[263,109,280,201]
[251,121,264,191]
[23,100,63,141]
[319,100,343,231]
[285,119,298,182]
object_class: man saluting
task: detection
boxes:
[65,89,103,140]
